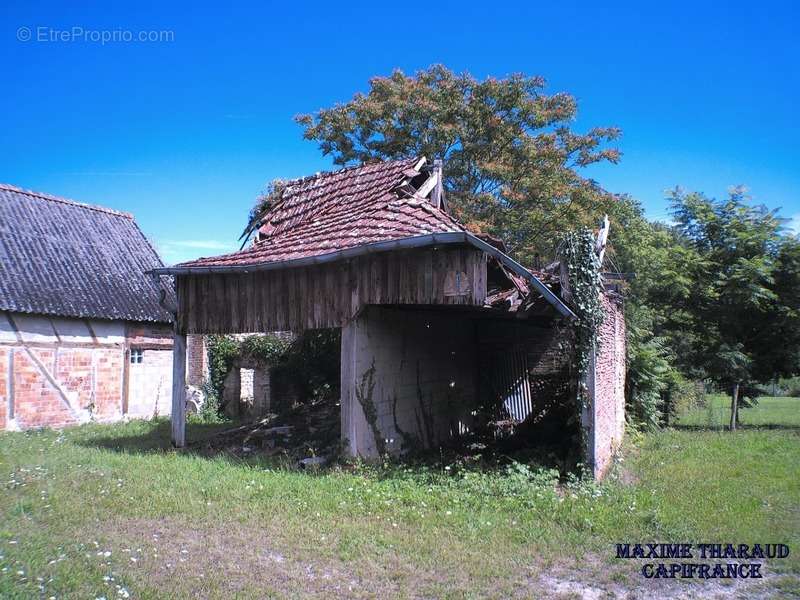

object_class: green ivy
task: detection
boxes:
[559,229,604,466]
[205,335,240,408]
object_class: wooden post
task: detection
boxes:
[596,215,610,266]
[340,318,357,456]
[171,326,187,447]
[432,159,444,210]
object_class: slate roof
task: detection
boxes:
[0,183,173,323]
[175,157,467,269]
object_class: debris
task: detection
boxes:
[191,398,338,463]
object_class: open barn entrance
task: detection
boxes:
[339,305,580,468]
[201,308,579,469]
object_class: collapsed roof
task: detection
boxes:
[154,158,574,319]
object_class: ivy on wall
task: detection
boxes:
[205,334,291,407]
[559,229,604,467]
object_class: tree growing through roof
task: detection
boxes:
[295,64,621,262]
[669,187,800,430]
[239,179,288,248]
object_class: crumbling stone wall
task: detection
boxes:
[222,358,273,418]
[591,294,626,478]
[186,334,207,387]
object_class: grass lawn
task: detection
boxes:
[676,394,800,429]
[0,400,798,598]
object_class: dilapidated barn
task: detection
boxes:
[154,158,625,478]
[0,184,204,429]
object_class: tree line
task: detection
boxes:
[263,65,800,429]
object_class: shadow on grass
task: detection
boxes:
[73,418,574,478]
[74,420,247,454]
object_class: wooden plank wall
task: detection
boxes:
[177,247,487,334]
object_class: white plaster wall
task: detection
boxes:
[50,318,94,343]
[10,313,58,343]
[126,348,173,418]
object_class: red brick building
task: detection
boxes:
[0,183,181,429]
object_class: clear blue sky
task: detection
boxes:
[2,1,798,264]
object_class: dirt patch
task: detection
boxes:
[540,553,795,600]
[85,518,796,599]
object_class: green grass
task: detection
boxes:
[676,394,800,428]
[0,403,798,598]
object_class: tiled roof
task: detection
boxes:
[176,158,467,268]
[0,183,173,322]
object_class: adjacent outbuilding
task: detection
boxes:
[0,183,194,428]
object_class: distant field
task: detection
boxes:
[676,394,800,428]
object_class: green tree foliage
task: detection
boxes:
[603,197,696,427]
[669,187,799,429]
[296,65,621,262]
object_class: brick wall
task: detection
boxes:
[186,334,207,386]
[0,347,7,430]
[10,348,85,428]
[591,293,626,478]
[126,348,173,418]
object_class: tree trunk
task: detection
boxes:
[729,382,739,432]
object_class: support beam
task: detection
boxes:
[171,327,186,447]
[340,318,358,456]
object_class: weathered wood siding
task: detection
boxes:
[176,247,487,334]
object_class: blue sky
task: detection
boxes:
[1,1,798,264]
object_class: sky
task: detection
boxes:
[1,1,798,264]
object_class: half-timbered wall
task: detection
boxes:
[176,247,487,334]
[0,311,183,430]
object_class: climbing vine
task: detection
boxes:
[355,361,386,455]
[559,229,604,467]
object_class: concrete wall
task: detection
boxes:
[0,311,183,430]
[338,299,625,474]
[341,306,478,457]
[590,294,626,478]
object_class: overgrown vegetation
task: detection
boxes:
[292,64,800,433]
[0,398,797,598]
[296,64,621,263]
[559,228,604,463]
[203,330,340,420]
